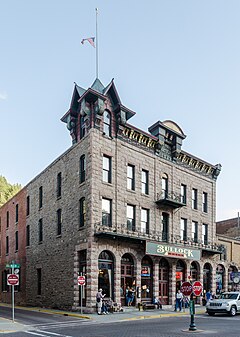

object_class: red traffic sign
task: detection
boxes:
[78,275,85,286]
[192,281,203,296]
[180,281,193,296]
[7,274,19,286]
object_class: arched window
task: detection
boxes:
[103,110,111,137]
[98,250,114,299]
[216,264,225,294]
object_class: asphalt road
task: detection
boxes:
[2,307,240,337]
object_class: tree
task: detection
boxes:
[0,176,22,207]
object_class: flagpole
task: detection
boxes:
[95,8,99,79]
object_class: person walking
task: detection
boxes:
[175,289,183,311]
[206,290,212,303]
[96,288,105,314]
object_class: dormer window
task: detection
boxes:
[103,110,111,137]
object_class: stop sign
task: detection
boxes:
[78,275,85,286]
[7,274,19,286]
[192,281,203,296]
[180,281,192,296]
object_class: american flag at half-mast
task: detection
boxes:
[81,37,95,48]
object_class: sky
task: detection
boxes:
[0,0,240,221]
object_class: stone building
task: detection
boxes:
[0,78,223,312]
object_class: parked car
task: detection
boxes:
[206,292,240,316]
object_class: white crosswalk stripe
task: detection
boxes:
[26,330,73,337]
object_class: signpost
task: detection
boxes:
[78,275,86,314]
[6,261,20,322]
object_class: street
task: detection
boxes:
[1,306,240,337]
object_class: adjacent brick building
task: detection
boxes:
[0,78,224,312]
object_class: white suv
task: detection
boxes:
[206,292,240,316]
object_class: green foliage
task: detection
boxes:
[0,176,22,207]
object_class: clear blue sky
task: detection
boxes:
[1,0,239,221]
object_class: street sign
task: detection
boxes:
[192,281,203,296]
[6,263,20,269]
[78,275,85,286]
[7,274,19,286]
[180,281,193,296]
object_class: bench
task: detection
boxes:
[138,302,156,310]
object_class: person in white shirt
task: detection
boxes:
[175,289,183,311]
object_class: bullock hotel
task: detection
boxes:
[0,78,223,312]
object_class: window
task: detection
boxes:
[180,218,187,241]
[162,213,169,241]
[103,110,111,136]
[80,115,85,138]
[0,216,1,233]
[141,170,149,195]
[57,209,62,236]
[103,155,111,183]
[80,155,86,183]
[15,203,19,223]
[57,172,62,198]
[162,176,168,198]
[127,164,135,190]
[141,208,149,234]
[6,236,9,255]
[6,211,9,228]
[192,188,197,210]
[181,184,187,204]
[39,186,43,209]
[37,268,42,295]
[202,192,208,213]
[79,197,86,228]
[192,221,198,243]
[127,204,135,231]
[38,219,43,243]
[15,231,18,251]
[202,224,208,245]
[102,198,112,227]
[2,270,9,292]
[26,225,30,247]
[26,196,30,216]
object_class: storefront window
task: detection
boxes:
[141,256,153,299]
[216,264,224,294]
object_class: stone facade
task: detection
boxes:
[0,78,223,312]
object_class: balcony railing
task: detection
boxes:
[94,223,223,254]
[156,191,186,208]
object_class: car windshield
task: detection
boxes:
[220,293,238,300]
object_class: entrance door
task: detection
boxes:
[121,254,135,306]
[159,258,169,304]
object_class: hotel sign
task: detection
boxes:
[146,242,201,261]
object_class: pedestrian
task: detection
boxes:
[101,299,109,314]
[153,296,162,309]
[206,290,212,303]
[96,288,105,315]
[127,287,135,306]
[175,289,183,311]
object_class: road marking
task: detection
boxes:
[26,331,73,337]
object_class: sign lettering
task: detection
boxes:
[146,242,201,261]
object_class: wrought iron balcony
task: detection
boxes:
[155,191,186,208]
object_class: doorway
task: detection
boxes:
[121,254,135,306]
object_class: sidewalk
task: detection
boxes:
[0,304,206,333]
